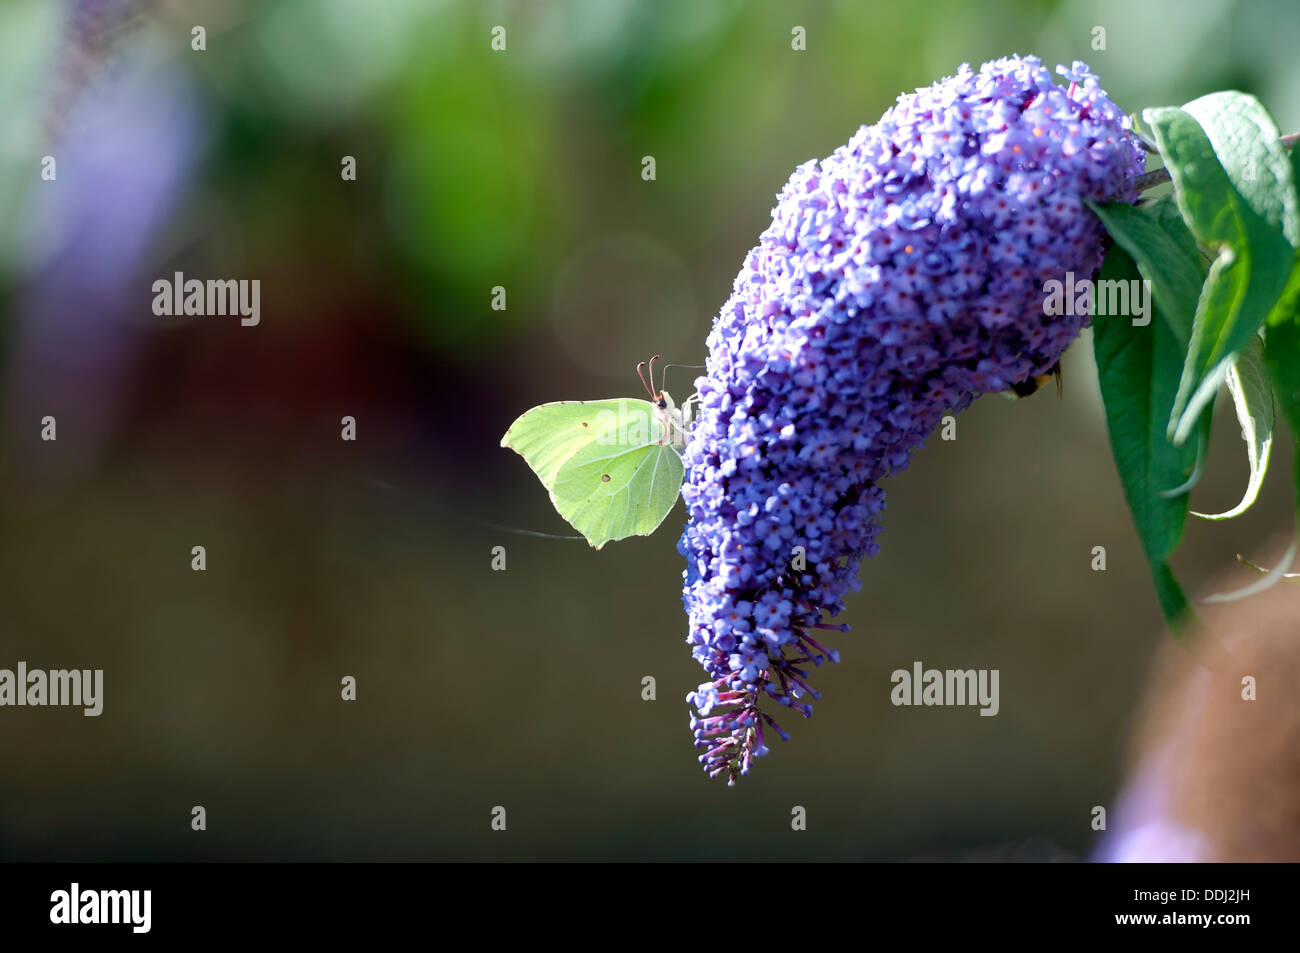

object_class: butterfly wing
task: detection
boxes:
[551,405,684,549]
[500,400,636,487]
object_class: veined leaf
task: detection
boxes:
[1256,170,1300,596]
[1089,196,1204,349]
[1263,152,1300,439]
[1263,251,1300,527]
[1192,332,1273,520]
[1144,101,1295,446]
[1264,255,1300,417]
[1092,244,1199,633]
[1184,92,1299,247]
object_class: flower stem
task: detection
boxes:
[1135,131,1300,192]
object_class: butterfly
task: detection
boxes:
[501,357,698,549]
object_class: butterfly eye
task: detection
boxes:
[657,397,667,409]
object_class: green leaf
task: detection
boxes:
[1092,244,1199,633]
[1262,148,1300,438]
[1184,92,1300,246]
[1090,196,1214,496]
[1264,256,1300,435]
[1191,332,1273,520]
[1144,101,1295,445]
[1089,196,1205,347]
[1223,146,1300,599]
[1257,248,1300,598]
[1263,252,1300,521]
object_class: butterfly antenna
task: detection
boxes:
[636,360,655,400]
[648,355,663,398]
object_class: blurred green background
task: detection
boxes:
[0,0,1297,861]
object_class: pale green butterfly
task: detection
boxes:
[501,357,698,549]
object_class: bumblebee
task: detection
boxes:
[1009,361,1063,399]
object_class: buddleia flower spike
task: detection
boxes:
[678,56,1145,783]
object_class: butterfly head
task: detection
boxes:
[640,356,697,451]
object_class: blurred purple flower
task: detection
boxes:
[8,23,201,470]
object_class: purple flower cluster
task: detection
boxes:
[679,56,1145,783]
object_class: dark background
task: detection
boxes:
[0,0,1297,860]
